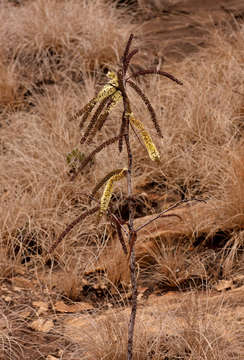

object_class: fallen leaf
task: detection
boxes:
[46,356,59,360]
[30,318,54,333]
[13,265,26,275]
[33,301,49,315]
[13,286,22,292]
[2,295,12,302]
[214,279,233,292]
[19,310,31,319]
[1,285,8,291]
[0,319,7,332]
[64,317,89,330]
[54,300,93,313]
[232,274,244,287]
[11,277,34,289]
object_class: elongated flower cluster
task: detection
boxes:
[99,168,127,218]
[96,71,119,102]
[128,112,160,161]
[77,71,123,144]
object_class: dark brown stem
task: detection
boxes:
[118,64,138,360]
[124,132,133,231]
[127,234,137,360]
[118,111,126,152]
[124,125,137,360]
[110,213,129,237]
[113,218,128,255]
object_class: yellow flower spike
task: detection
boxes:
[88,72,122,138]
[128,112,160,161]
[95,71,119,103]
[99,168,127,218]
[72,71,120,123]
[107,71,119,86]
[105,90,122,114]
[94,90,122,133]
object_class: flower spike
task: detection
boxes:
[89,168,124,203]
[99,168,127,219]
[128,112,160,162]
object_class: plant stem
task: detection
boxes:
[124,127,137,360]
[135,198,206,233]
[119,64,138,359]
[128,239,137,360]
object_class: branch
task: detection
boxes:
[71,135,120,181]
[135,199,205,233]
[127,69,183,86]
[124,48,139,76]
[122,33,134,75]
[50,206,99,253]
[127,79,163,138]
[110,214,128,255]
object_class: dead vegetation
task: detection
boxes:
[0,0,244,359]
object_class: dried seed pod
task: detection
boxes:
[99,90,122,129]
[70,97,96,123]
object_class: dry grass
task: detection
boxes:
[138,0,181,13]
[0,0,139,103]
[0,0,244,358]
[62,290,244,359]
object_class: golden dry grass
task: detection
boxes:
[0,0,244,359]
[62,290,244,359]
